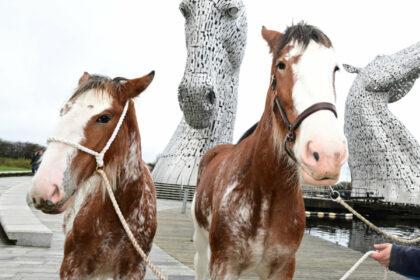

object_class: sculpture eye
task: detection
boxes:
[226,7,239,18]
[180,6,190,19]
[96,114,112,124]
[334,66,340,72]
[277,62,286,70]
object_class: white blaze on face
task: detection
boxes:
[31,90,113,203]
[287,41,347,183]
[291,41,338,115]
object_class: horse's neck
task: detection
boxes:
[363,90,389,108]
[63,126,144,234]
[114,111,149,205]
[248,92,299,193]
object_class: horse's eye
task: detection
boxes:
[96,115,112,124]
[226,7,239,18]
[334,66,340,72]
[180,6,190,19]
[277,62,286,70]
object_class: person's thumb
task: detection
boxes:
[370,251,382,260]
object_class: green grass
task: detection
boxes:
[0,166,30,172]
[0,157,31,172]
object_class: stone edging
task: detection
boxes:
[0,180,52,247]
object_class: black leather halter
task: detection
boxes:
[271,75,338,162]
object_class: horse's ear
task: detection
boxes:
[123,71,155,99]
[78,72,91,85]
[343,64,361,74]
[261,26,283,53]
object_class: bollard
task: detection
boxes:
[181,188,188,214]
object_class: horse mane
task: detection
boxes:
[274,22,332,56]
[70,75,128,101]
[237,122,258,144]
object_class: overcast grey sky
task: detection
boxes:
[0,0,419,168]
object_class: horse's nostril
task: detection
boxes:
[206,89,216,105]
[32,197,36,204]
[313,152,320,162]
[52,184,60,197]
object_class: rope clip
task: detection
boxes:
[329,186,340,201]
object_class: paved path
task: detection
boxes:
[0,178,52,247]
[0,176,193,280]
[0,176,31,196]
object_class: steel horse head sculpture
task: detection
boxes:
[152,0,247,186]
[177,0,247,129]
[344,41,420,204]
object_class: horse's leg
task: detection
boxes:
[116,261,146,280]
[192,200,210,280]
[131,261,146,280]
[265,257,296,280]
[209,261,240,280]
[60,243,87,280]
[193,228,210,280]
[60,256,84,280]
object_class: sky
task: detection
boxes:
[0,0,419,174]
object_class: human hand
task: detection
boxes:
[370,243,392,267]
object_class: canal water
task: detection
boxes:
[305,217,420,253]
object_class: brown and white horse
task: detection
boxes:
[192,23,348,280]
[28,71,157,279]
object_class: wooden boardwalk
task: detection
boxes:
[0,176,406,279]
[154,208,406,280]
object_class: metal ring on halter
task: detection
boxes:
[286,131,296,142]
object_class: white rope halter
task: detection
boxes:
[47,100,130,167]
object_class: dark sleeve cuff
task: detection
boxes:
[389,244,403,272]
[389,244,420,277]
